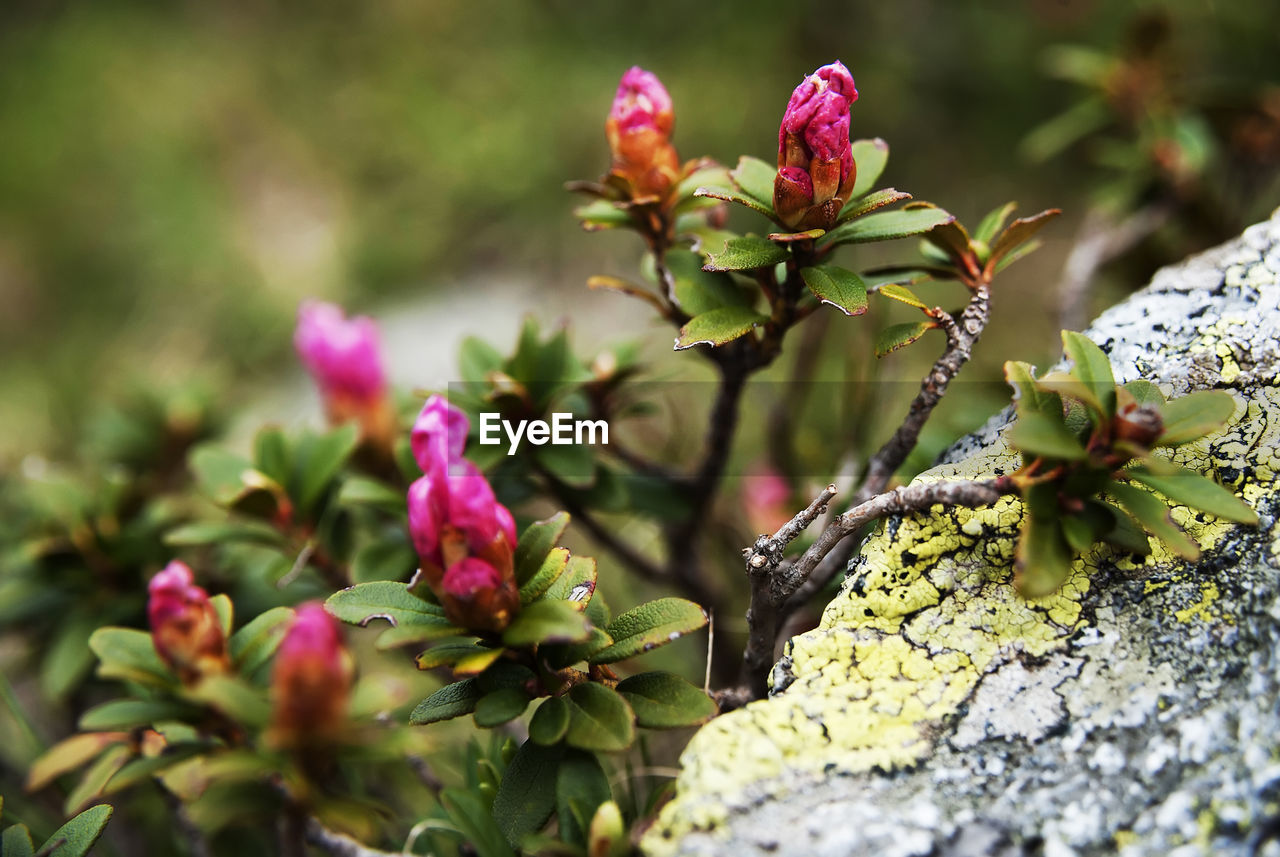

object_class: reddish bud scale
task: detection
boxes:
[1113,402,1164,450]
[269,604,353,748]
[605,66,681,198]
[774,62,859,230]
[147,561,229,684]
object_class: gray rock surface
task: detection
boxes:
[642,209,1280,857]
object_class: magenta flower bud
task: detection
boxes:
[147,561,228,684]
[774,62,859,230]
[440,557,520,633]
[605,66,681,198]
[411,395,470,477]
[269,603,353,748]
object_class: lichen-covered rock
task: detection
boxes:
[643,210,1280,857]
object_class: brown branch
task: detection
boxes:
[737,484,837,697]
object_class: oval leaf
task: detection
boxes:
[847,138,889,200]
[592,598,707,664]
[821,205,954,247]
[1061,331,1116,417]
[502,599,592,647]
[800,266,869,316]
[39,804,113,857]
[1106,482,1201,560]
[410,679,480,725]
[728,155,778,207]
[528,696,571,745]
[518,547,570,604]
[1125,465,1257,524]
[1158,390,1237,446]
[515,512,570,585]
[564,683,635,752]
[616,671,718,729]
[702,235,789,272]
[874,321,935,358]
[674,307,768,351]
[492,741,563,846]
[474,688,531,728]
[1007,411,1089,461]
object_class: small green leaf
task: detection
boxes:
[821,205,954,247]
[337,477,405,513]
[1100,502,1153,557]
[1007,412,1089,461]
[574,199,631,231]
[293,424,360,514]
[1106,482,1201,560]
[39,804,113,857]
[922,218,973,265]
[1035,370,1106,418]
[874,322,935,358]
[186,674,270,727]
[2,824,35,857]
[1061,331,1116,417]
[503,599,592,647]
[728,155,777,207]
[1126,465,1257,524]
[439,788,517,857]
[529,697,571,745]
[1016,485,1075,596]
[325,582,458,638]
[351,537,417,584]
[876,283,929,309]
[1123,380,1166,407]
[164,520,285,548]
[79,699,194,731]
[253,427,290,485]
[459,335,505,387]
[616,671,718,728]
[26,733,127,793]
[837,187,911,223]
[988,209,1061,269]
[694,185,773,217]
[415,639,486,670]
[1158,391,1237,446]
[975,201,1018,243]
[410,679,481,725]
[542,627,614,670]
[556,750,612,848]
[666,249,752,315]
[592,598,707,664]
[492,741,563,846]
[702,235,789,272]
[563,683,635,752]
[89,628,171,687]
[452,647,506,677]
[64,745,129,814]
[1004,361,1062,418]
[545,556,598,610]
[800,266,869,316]
[515,512,570,586]
[226,606,295,677]
[518,547,570,604]
[674,307,768,350]
[474,688,531,728]
[847,138,889,200]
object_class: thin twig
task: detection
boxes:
[305,817,411,857]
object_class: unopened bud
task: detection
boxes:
[605,66,681,198]
[294,301,394,446]
[774,62,859,230]
[269,604,353,748]
[147,561,229,684]
[439,557,520,633]
[1114,401,1164,450]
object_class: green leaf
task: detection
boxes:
[78,699,194,731]
[189,446,255,504]
[837,187,911,223]
[351,536,417,584]
[616,671,718,728]
[1100,502,1153,557]
[503,599,592,647]
[460,336,505,387]
[674,306,768,350]
[847,138,889,200]
[185,674,270,727]
[26,733,127,793]
[534,442,596,490]
[574,199,631,231]
[800,266,869,316]
[210,594,233,638]
[694,185,773,218]
[64,745,129,814]
[89,627,172,687]
[975,201,1018,244]
[1158,391,1237,446]
[592,598,707,664]
[291,424,360,514]
[541,627,613,670]
[821,205,954,247]
[415,639,486,670]
[1016,485,1075,596]
[164,519,285,549]
[988,209,1061,268]
[325,581,448,629]
[518,547,570,604]
[337,477,405,514]
[874,322,935,358]
[515,512,570,586]
[1061,331,1116,417]
[1004,361,1062,418]
[922,218,973,264]
[39,805,113,857]
[228,606,295,676]
[563,683,635,752]
[1106,482,1201,560]
[728,155,777,207]
[474,688,531,728]
[452,647,506,677]
[876,283,929,309]
[545,556,598,610]
[491,741,562,847]
[556,750,612,848]
[1123,380,1166,407]
[2,824,35,857]
[1126,465,1257,524]
[528,697,570,745]
[1007,411,1088,461]
[666,248,752,315]
[253,427,290,486]
[410,679,481,725]
[439,788,516,857]
[702,235,789,272]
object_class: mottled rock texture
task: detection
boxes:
[644,210,1280,857]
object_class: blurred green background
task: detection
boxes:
[3,0,1278,462]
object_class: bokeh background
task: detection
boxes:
[4,0,1278,464]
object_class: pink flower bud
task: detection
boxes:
[744,467,793,536]
[411,395,470,477]
[439,557,520,633]
[147,561,228,684]
[269,603,353,748]
[294,302,395,449]
[605,66,681,198]
[774,62,859,230]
